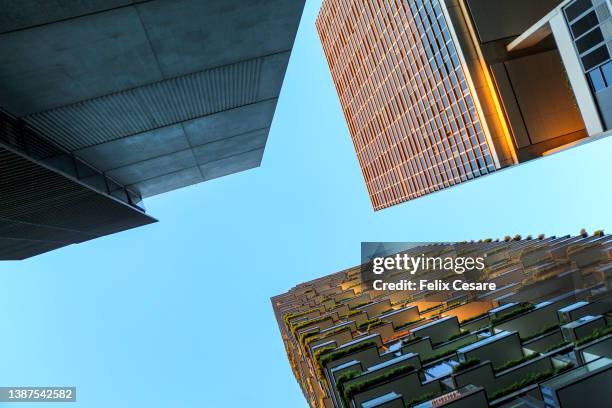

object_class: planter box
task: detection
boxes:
[494,301,560,339]
[351,371,441,408]
[576,334,612,364]
[522,329,565,353]
[346,294,372,310]
[457,331,522,369]
[443,301,493,325]
[359,299,392,319]
[540,358,612,408]
[379,306,420,329]
[459,315,490,332]
[454,355,553,398]
[561,315,606,342]
[453,362,495,395]
[362,392,404,408]
[368,322,395,342]
[558,301,612,323]
[330,360,364,407]
[310,328,353,352]
[334,290,357,303]
[295,316,334,339]
[412,316,460,345]
[400,337,435,361]
[342,353,423,406]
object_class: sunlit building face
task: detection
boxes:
[318,0,611,210]
[317,0,499,210]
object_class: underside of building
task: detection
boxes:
[0,0,306,259]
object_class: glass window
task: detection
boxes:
[571,10,598,38]
[581,45,609,71]
[576,27,603,54]
[589,68,606,92]
[601,61,612,87]
[565,0,593,22]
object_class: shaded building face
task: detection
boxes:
[0,0,306,259]
[317,0,498,210]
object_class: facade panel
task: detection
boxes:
[317,0,497,210]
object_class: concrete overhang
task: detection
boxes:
[0,0,305,258]
[0,110,156,260]
[0,0,306,198]
[507,0,571,52]
[506,0,605,136]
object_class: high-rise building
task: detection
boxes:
[272,232,612,407]
[316,0,612,210]
[0,0,306,259]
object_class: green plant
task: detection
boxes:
[420,304,441,313]
[335,370,360,407]
[347,309,362,317]
[329,304,345,313]
[394,318,424,330]
[421,337,481,365]
[283,310,314,329]
[447,330,469,341]
[459,312,489,324]
[318,341,377,373]
[489,363,574,400]
[401,336,424,347]
[378,308,395,315]
[357,318,379,331]
[299,330,320,349]
[406,392,438,407]
[421,349,457,364]
[432,330,469,347]
[575,325,612,346]
[544,341,570,353]
[291,315,328,337]
[367,320,387,331]
[494,353,540,373]
[351,301,371,310]
[453,358,480,373]
[303,326,352,350]
[313,345,336,378]
[343,364,414,403]
[491,303,535,325]
[521,324,559,341]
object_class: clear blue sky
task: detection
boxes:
[1,1,611,407]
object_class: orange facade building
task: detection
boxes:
[317,0,500,210]
[317,0,602,210]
